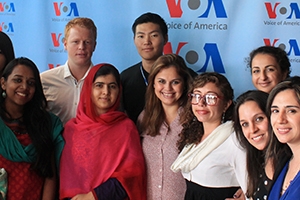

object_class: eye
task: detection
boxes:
[94,83,104,88]
[252,69,260,74]
[27,80,35,86]
[109,84,117,89]
[136,35,143,39]
[85,41,91,45]
[271,108,279,114]
[287,109,297,114]
[151,33,158,38]
[158,79,166,84]
[241,122,248,127]
[171,80,181,85]
[13,78,22,83]
[266,67,275,72]
[255,116,265,122]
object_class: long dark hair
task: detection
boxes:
[177,72,234,151]
[0,32,15,74]
[233,90,268,197]
[0,57,54,177]
[266,77,298,174]
[139,54,192,136]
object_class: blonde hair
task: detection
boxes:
[64,17,97,41]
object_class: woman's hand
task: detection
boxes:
[71,192,95,200]
[225,188,246,200]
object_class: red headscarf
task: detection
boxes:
[59,64,146,199]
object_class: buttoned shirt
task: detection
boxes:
[140,110,186,200]
[40,61,92,124]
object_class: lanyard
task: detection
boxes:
[140,65,148,86]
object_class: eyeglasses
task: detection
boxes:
[189,93,221,106]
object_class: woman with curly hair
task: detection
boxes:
[171,72,247,200]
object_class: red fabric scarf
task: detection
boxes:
[59,64,146,199]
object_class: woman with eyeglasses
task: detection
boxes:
[171,72,247,200]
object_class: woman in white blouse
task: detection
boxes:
[171,72,247,200]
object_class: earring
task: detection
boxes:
[221,112,225,123]
[2,91,6,98]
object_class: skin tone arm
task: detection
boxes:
[71,192,95,200]
[42,155,57,200]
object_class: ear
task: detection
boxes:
[163,34,169,45]
[63,37,67,50]
[223,99,232,112]
[1,77,6,90]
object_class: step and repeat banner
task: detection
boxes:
[1,0,300,97]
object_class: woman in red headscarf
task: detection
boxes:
[59,64,146,200]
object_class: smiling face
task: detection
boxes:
[251,53,286,93]
[134,22,168,63]
[1,64,35,112]
[91,73,119,115]
[153,66,183,108]
[270,89,300,148]
[64,25,96,69]
[238,100,269,150]
[192,82,230,126]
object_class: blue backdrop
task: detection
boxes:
[1,0,300,97]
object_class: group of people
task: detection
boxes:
[0,11,299,200]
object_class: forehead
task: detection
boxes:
[272,89,299,105]
[10,64,34,76]
[94,73,117,83]
[135,22,161,34]
[193,82,222,96]
[252,53,279,67]
[66,25,95,40]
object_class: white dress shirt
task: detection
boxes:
[40,61,92,124]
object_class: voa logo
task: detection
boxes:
[164,42,225,73]
[265,2,300,19]
[264,38,300,56]
[166,0,227,18]
[51,33,64,47]
[53,2,79,17]
[0,22,14,32]
[0,2,15,13]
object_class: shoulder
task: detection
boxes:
[41,64,65,76]
[121,62,141,76]
[48,112,63,130]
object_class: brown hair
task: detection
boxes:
[177,72,234,151]
[138,54,192,137]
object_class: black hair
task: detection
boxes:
[93,64,120,86]
[249,45,291,78]
[0,57,54,177]
[0,32,15,74]
[233,90,268,197]
[132,12,168,36]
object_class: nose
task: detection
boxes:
[260,71,267,80]
[276,110,287,124]
[143,35,151,45]
[78,41,86,49]
[20,81,28,89]
[165,82,172,90]
[102,85,109,95]
[248,122,258,134]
